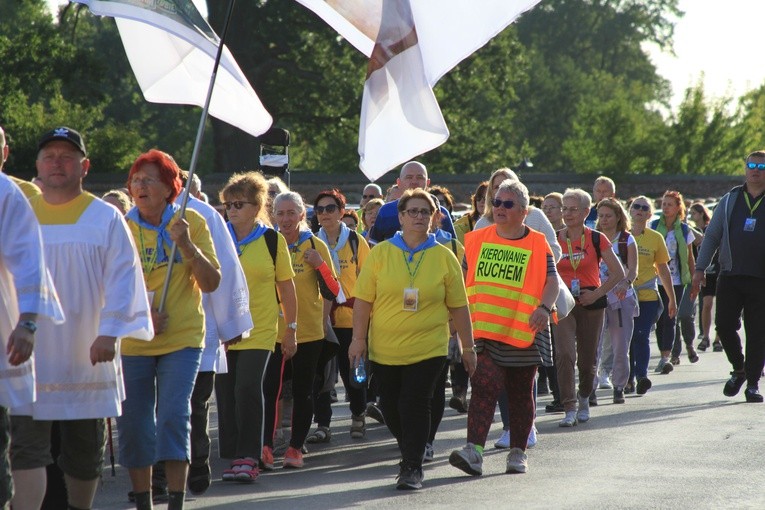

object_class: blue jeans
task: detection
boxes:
[118,348,202,468]
[630,300,660,380]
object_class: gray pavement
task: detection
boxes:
[93,347,765,509]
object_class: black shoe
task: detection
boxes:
[396,464,423,490]
[187,464,211,495]
[449,393,468,413]
[713,340,723,352]
[613,388,625,404]
[670,356,680,366]
[686,345,699,363]
[745,387,763,403]
[624,381,635,394]
[545,401,564,413]
[697,337,710,352]
[366,402,385,424]
[723,371,746,397]
[589,389,598,407]
[636,377,652,395]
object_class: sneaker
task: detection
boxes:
[613,388,625,404]
[423,443,434,462]
[545,401,564,413]
[655,358,673,374]
[350,415,366,439]
[283,447,304,469]
[306,426,331,444]
[505,447,528,474]
[670,356,680,366]
[449,443,483,476]
[723,371,747,397]
[636,377,652,395]
[330,389,338,403]
[365,402,385,424]
[624,380,635,394]
[527,425,538,448]
[558,411,577,427]
[712,339,723,352]
[449,392,468,413]
[260,446,274,471]
[598,374,613,390]
[589,390,598,407]
[687,345,699,363]
[396,464,424,490]
[697,336,710,352]
[494,429,510,449]
[745,386,764,403]
[577,393,590,423]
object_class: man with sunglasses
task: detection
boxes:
[692,151,765,403]
[368,161,455,244]
[360,183,383,207]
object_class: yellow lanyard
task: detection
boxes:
[403,250,426,288]
[744,192,764,217]
[137,227,157,276]
[566,232,586,274]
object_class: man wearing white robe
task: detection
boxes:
[0,173,65,508]
[10,127,153,510]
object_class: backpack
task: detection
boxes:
[560,228,602,262]
[263,228,280,304]
[615,230,630,267]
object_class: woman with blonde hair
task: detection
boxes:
[215,171,297,482]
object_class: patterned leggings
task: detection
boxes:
[467,353,536,450]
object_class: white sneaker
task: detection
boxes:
[577,393,590,423]
[527,425,537,448]
[494,429,510,449]
[449,443,483,476]
[423,443,434,462]
[598,373,612,389]
[559,411,577,427]
[505,447,528,473]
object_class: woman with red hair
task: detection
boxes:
[118,149,221,509]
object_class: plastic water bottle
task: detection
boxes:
[354,357,367,384]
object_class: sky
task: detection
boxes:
[46,0,765,112]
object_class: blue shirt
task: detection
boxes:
[369,200,456,244]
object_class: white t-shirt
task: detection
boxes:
[664,228,694,285]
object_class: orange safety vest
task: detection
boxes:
[464,225,551,348]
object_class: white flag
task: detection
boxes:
[72,0,272,137]
[294,0,541,181]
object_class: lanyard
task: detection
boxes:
[137,227,158,276]
[744,192,764,217]
[403,250,426,287]
[566,232,585,274]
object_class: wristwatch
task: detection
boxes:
[287,322,298,331]
[19,320,37,333]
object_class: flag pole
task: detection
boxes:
[158,0,237,313]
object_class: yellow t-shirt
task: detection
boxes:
[231,229,295,351]
[439,236,465,265]
[31,192,94,224]
[453,214,475,245]
[331,234,370,329]
[9,175,41,200]
[634,228,670,302]
[277,235,336,343]
[122,208,220,356]
[354,241,469,365]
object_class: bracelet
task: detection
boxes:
[538,303,552,314]
[462,344,477,354]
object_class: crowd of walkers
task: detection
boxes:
[1,125,764,509]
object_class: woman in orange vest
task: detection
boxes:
[449,179,559,477]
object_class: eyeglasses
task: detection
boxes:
[561,206,580,213]
[746,162,765,170]
[542,205,561,211]
[631,204,650,211]
[404,208,431,218]
[362,194,379,199]
[130,177,159,187]
[492,199,515,209]
[223,201,254,210]
[314,204,339,214]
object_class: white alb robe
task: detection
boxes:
[185,196,252,373]
[0,175,64,408]
[13,195,153,420]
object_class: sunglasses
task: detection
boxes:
[492,199,515,209]
[631,203,650,211]
[223,201,254,210]
[746,162,765,170]
[362,194,379,199]
[404,208,431,218]
[314,204,339,214]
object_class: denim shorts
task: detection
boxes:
[117,348,202,468]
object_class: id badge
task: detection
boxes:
[403,288,419,312]
[744,217,757,232]
[571,279,581,297]
[146,290,155,308]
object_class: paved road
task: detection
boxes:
[93,346,765,509]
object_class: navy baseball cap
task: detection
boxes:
[38,127,87,156]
